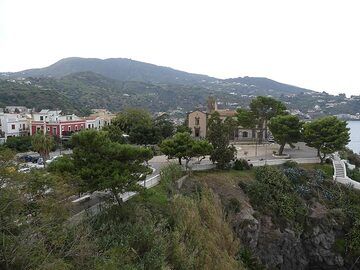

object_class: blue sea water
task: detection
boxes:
[348,121,360,154]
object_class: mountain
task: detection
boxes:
[6,57,314,96]
[223,76,314,95]
[0,79,87,115]
[9,57,216,85]
[5,57,358,116]
[23,72,210,112]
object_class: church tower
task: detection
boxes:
[207,96,218,113]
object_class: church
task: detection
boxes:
[187,97,267,142]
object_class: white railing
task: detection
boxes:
[332,153,360,190]
[250,157,320,167]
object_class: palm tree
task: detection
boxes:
[32,132,54,161]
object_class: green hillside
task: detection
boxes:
[0,79,88,115]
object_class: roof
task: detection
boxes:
[216,110,236,117]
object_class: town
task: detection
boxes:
[0,106,115,145]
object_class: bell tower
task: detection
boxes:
[207,96,217,113]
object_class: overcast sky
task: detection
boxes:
[1,0,359,95]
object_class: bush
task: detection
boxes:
[233,159,252,171]
[160,163,183,185]
[247,166,307,227]
[225,198,242,215]
[283,160,298,168]
[5,136,32,152]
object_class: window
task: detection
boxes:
[53,127,57,134]
[75,125,78,131]
[195,116,200,125]
[68,126,71,131]
[40,116,44,121]
[88,124,91,129]
[242,131,248,138]
[11,124,15,130]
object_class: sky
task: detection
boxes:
[0,0,360,95]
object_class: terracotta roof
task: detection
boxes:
[216,110,236,117]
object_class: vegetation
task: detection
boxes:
[31,132,55,160]
[3,62,359,115]
[160,132,213,169]
[268,114,302,155]
[233,158,252,171]
[1,144,246,269]
[106,109,174,145]
[207,112,236,169]
[303,116,350,163]
[0,79,87,115]
[50,129,153,205]
[4,136,32,152]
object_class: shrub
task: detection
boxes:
[225,198,242,215]
[247,166,307,227]
[160,163,183,185]
[5,136,32,152]
[283,167,306,184]
[283,160,298,168]
[233,159,252,171]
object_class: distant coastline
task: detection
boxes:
[348,121,360,154]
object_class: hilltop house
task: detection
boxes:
[187,97,266,142]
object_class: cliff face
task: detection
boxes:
[183,168,360,270]
[233,202,346,269]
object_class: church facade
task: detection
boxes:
[187,97,267,142]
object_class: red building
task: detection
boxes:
[31,120,86,138]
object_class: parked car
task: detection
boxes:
[18,167,31,173]
[46,155,63,165]
[31,156,41,163]
[19,155,33,162]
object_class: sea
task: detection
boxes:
[348,121,360,154]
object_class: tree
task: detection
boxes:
[4,136,32,152]
[160,132,213,169]
[207,112,236,169]
[31,132,54,160]
[154,114,175,140]
[175,124,191,134]
[236,108,257,129]
[248,96,287,142]
[102,124,127,144]
[108,108,166,145]
[268,115,302,155]
[302,116,350,163]
[51,129,153,205]
[129,125,161,145]
[112,108,153,135]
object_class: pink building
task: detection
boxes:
[31,110,85,138]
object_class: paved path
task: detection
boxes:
[332,153,360,190]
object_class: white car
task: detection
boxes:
[46,155,63,165]
[18,167,31,173]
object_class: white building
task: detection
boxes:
[0,113,31,141]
